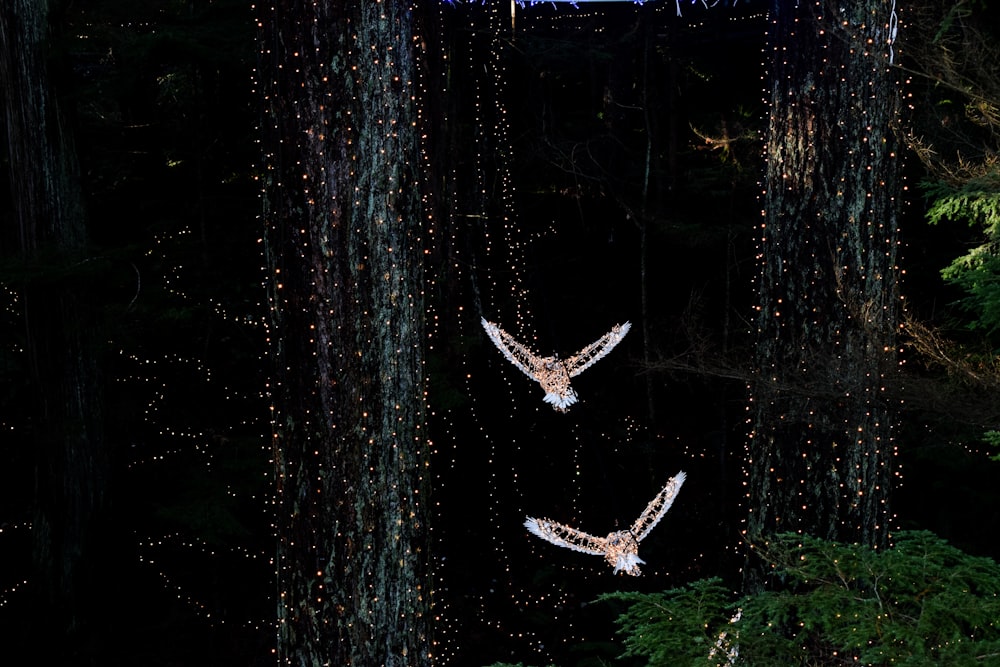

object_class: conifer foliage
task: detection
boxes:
[600,531,1000,666]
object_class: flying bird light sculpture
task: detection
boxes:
[480,318,631,411]
[524,471,686,575]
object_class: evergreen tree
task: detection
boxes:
[602,531,1000,667]
[904,0,1000,342]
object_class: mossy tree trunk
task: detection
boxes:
[0,0,108,647]
[258,1,432,664]
[745,0,901,592]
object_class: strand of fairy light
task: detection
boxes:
[497,34,686,666]
[0,522,30,609]
[247,6,281,654]
[505,4,641,653]
[420,2,475,662]
[855,0,902,540]
[894,46,923,504]
[0,579,28,609]
[136,533,271,632]
[149,224,191,300]
[423,5,458,662]
[254,2,317,655]
[0,274,29,595]
[487,4,530,332]
[437,35,542,667]
[423,2,555,661]
[443,3,769,663]
[411,1,447,656]
[891,4,909,529]
[466,4,639,659]
[119,175,274,636]
[551,424,649,579]
[120,347,273,626]
[116,350,263,468]
[0,285,22,445]
[740,1,769,550]
[466,0,536,656]
[516,0,765,596]
[475,1,570,660]
[148,219,266,328]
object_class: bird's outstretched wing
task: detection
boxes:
[526,471,687,575]
[481,318,543,379]
[524,517,607,556]
[629,471,687,542]
[564,322,631,377]
[483,317,631,411]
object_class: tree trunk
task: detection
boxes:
[258,1,432,664]
[1,0,108,647]
[745,0,901,591]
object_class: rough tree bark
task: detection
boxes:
[0,0,108,647]
[0,0,109,662]
[745,0,902,591]
[258,1,432,664]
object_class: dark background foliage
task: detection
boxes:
[2,0,999,665]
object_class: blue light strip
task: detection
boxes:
[443,0,727,16]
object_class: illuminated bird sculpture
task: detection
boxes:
[524,471,686,575]
[480,318,631,412]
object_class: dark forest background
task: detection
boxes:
[2,0,1000,665]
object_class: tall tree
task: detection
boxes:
[745,0,901,589]
[258,1,432,664]
[0,0,109,649]
[904,0,1000,342]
